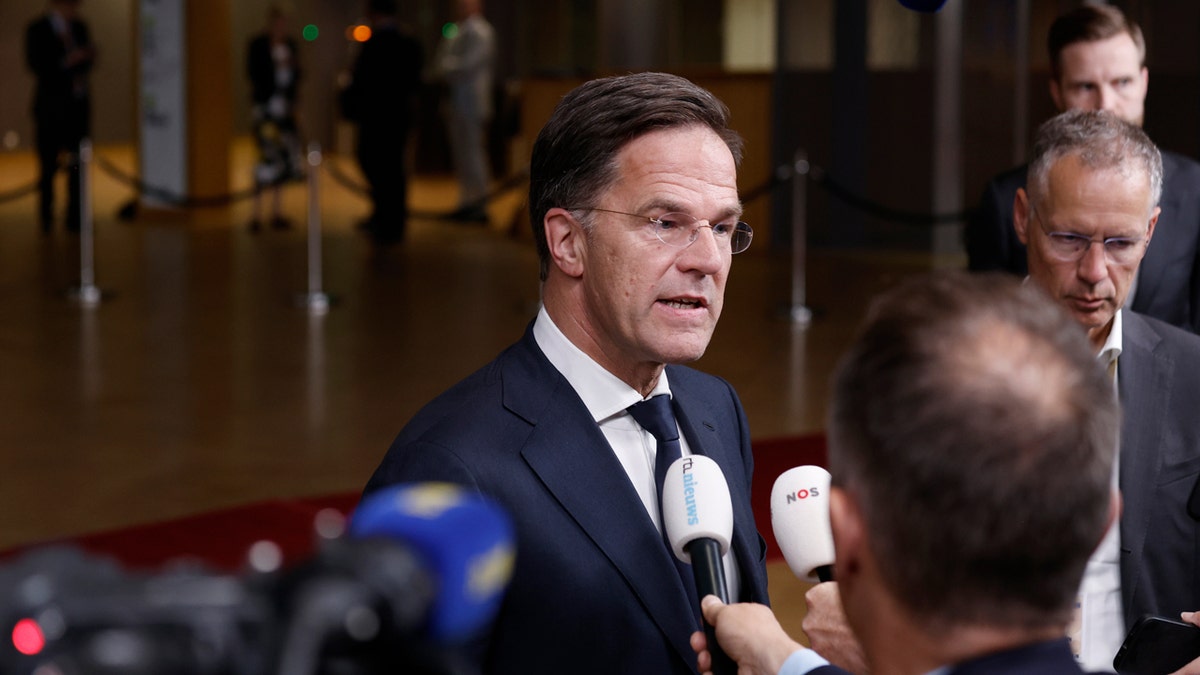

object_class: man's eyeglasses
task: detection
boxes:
[1032,207,1147,265]
[570,208,754,254]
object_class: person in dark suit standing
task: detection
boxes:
[245,3,302,233]
[801,110,1200,675]
[25,0,95,235]
[691,272,1120,675]
[364,72,767,674]
[339,0,422,246]
[1012,109,1200,671]
[966,5,1200,334]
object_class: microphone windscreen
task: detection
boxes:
[898,0,948,11]
[349,483,515,642]
[770,466,834,582]
[662,455,734,563]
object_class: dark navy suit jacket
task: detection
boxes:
[810,639,1088,675]
[365,325,770,674]
[966,151,1200,333]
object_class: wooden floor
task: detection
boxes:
[0,140,948,637]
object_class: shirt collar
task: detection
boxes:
[532,306,671,424]
[1098,309,1123,371]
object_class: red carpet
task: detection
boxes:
[5,434,826,572]
[749,434,828,561]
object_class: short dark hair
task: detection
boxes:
[528,72,743,281]
[829,271,1118,632]
[1048,4,1146,80]
[1026,109,1162,214]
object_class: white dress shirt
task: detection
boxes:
[532,306,742,597]
[1076,309,1125,672]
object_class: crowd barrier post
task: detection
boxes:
[298,141,331,315]
[788,147,813,326]
[70,138,103,307]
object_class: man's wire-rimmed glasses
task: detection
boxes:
[569,207,754,254]
[1031,206,1148,265]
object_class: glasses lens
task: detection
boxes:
[652,214,753,253]
[654,213,695,247]
[731,223,753,254]
[1047,233,1087,261]
[1047,232,1144,263]
[1104,239,1142,264]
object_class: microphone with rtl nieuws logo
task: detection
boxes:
[662,455,736,675]
[770,466,835,583]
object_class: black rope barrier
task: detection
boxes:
[85,148,530,222]
[320,154,371,197]
[738,160,978,225]
[12,146,975,228]
[319,154,530,220]
[93,154,277,209]
[0,180,38,205]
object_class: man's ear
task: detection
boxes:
[1049,77,1065,111]
[1145,205,1161,245]
[544,208,586,278]
[1014,187,1032,246]
[829,486,864,583]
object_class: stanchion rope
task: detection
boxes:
[738,160,978,225]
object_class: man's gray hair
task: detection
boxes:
[1027,109,1162,213]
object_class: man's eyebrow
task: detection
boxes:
[640,200,744,220]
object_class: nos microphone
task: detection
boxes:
[348,482,516,643]
[770,466,835,583]
[662,455,736,675]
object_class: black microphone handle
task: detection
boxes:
[816,564,834,583]
[686,538,736,675]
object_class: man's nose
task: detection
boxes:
[1077,240,1110,284]
[1097,85,1119,113]
[677,224,724,274]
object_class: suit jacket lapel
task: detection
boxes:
[502,332,701,667]
[1118,312,1172,626]
[672,388,764,603]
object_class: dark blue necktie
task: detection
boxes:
[627,394,683,509]
[627,394,701,625]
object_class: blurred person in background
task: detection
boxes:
[246,2,302,233]
[26,0,96,236]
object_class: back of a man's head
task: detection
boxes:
[829,272,1118,632]
[1048,4,1145,81]
[527,72,742,281]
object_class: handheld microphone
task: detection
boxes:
[662,455,736,675]
[770,466,835,583]
[349,482,516,643]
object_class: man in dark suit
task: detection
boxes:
[1011,109,1200,670]
[690,271,1120,675]
[801,110,1200,675]
[339,0,422,246]
[25,0,95,235]
[364,72,768,674]
[966,5,1200,334]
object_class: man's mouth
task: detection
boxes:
[659,298,705,310]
